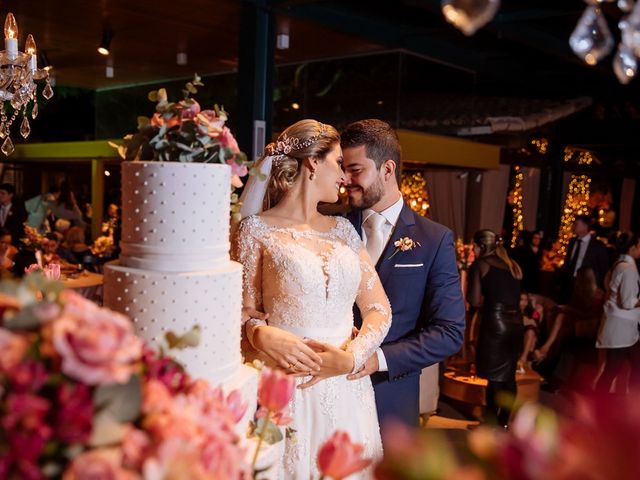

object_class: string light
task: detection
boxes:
[400,172,430,216]
[511,166,524,248]
[564,147,594,165]
[554,174,592,262]
[530,138,548,155]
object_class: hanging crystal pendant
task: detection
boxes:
[620,2,640,56]
[618,0,635,13]
[20,116,30,138]
[569,6,615,65]
[441,0,501,36]
[613,44,638,84]
[31,102,38,119]
[1,136,15,156]
[42,80,54,100]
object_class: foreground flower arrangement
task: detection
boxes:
[0,274,249,479]
[0,275,372,479]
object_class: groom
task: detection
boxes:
[341,119,465,427]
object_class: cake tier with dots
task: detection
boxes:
[119,161,231,272]
[104,263,244,384]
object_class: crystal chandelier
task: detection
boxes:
[0,13,53,156]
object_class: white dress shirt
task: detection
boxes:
[361,194,404,372]
[570,233,591,276]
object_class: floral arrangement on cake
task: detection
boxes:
[0,273,250,479]
[455,238,475,272]
[376,391,640,480]
[109,74,253,191]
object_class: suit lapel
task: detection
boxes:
[348,209,363,239]
[377,203,416,285]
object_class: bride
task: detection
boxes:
[231,119,392,478]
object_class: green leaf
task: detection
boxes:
[192,73,204,86]
[147,90,158,102]
[93,374,142,423]
[165,325,201,350]
[186,82,198,94]
[137,116,150,128]
[251,417,283,445]
[89,412,128,447]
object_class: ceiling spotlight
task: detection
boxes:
[104,170,111,177]
[277,18,290,50]
[97,28,113,56]
[105,56,114,78]
[176,51,188,65]
[291,102,300,110]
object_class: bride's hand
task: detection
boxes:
[252,326,323,373]
[297,339,354,389]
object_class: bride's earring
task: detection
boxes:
[309,170,316,180]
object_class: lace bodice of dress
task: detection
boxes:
[232,215,392,371]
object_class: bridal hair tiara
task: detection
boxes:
[264,122,327,157]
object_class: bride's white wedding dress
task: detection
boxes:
[233,215,392,479]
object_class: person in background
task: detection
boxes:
[49,181,86,230]
[517,292,544,373]
[513,230,543,294]
[0,183,27,243]
[595,232,640,394]
[25,184,60,232]
[64,226,97,270]
[561,215,610,302]
[0,228,17,275]
[468,229,524,428]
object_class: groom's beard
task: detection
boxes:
[348,177,385,211]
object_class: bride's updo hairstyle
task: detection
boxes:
[262,119,339,208]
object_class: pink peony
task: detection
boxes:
[9,359,48,393]
[143,439,210,480]
[122,427,151,470]
[317,430,372,480]
[43,263,61,281]
[63,448,138,480]
[179,100,201,120]
[52,303,143,385]
[7,426,52,464]
[55,382,94,444]
[0,328,28,373]
[257,367,295,413]
[219,127,240,154]
[59,289,100,315]
[142,347,190,394]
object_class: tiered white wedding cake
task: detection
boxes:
[104,161,258,432]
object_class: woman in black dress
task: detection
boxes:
[468,229,524,427]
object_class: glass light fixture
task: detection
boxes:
[441,0,501,36]
[0,12,53,156]
[569,6,614,65]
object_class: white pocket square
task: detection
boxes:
[394,263,424,268]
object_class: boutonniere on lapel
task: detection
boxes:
[389,236,420,259]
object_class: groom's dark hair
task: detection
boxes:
[340,119,402,182]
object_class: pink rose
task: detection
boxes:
[198,110,226,130]
[317,430,372,480]
[55,382,94,443]
[63,448,138,480]
[257,367,294,413]
[53,304,143,385]
[142,379,174,415]
[0,328,28,373]
[122,427,151,470]
[9,359,48,393]
[43,263,61,280]
[60,289,100,315]
[142,347,190,394]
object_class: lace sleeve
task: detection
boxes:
[347,245,392,372]
[230,217,263,323]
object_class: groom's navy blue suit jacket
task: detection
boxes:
[349,203,465,427]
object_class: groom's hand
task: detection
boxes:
[346,354,379,381]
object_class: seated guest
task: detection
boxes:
[0,228,17,275]
[0,183,27,243]
[64,226,97,270]
[596,232,640,393]
[517,292,544,372]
